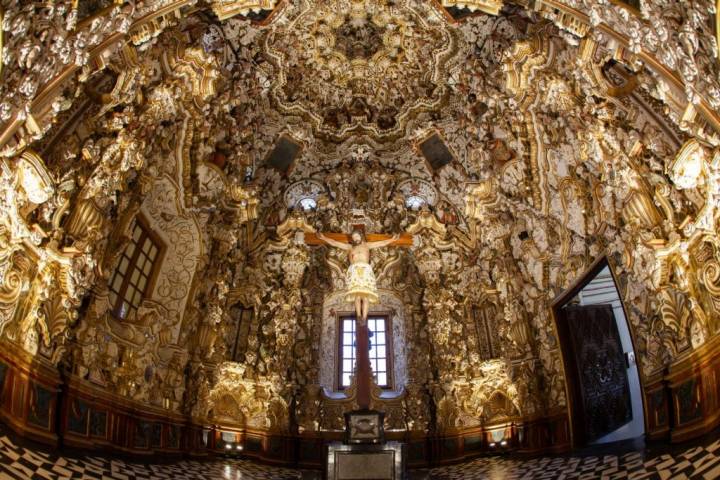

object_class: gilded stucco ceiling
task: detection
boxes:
[263,0,460,141]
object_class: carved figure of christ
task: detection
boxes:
[310,230,410,321]
[306,229,410,408]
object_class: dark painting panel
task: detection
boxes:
[135,421,151,449]
[649,389,668,428]
[27,384,53,429]
[267,436,283,457]
[265,137,301,175]
[67,399,90,435]
[441,438,459,458]
[407,441,425,462]
[245,436,263,453]
[677,379,703,425]
[419,134,453,171]
[90,410,107,438]
[0,363,7,401]
[299,440,322,462]
[77,0,114,22]
[151,423,162,448]
[168,425,181,449]
[464,435,483,452]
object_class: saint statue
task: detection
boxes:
[316,229,400,321]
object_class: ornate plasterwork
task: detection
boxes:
[141,176,201,325]
[441,0,504,16]
[262,0,460,141]
[2,0,720,445]
[211,0,280,21]
[284,179,326,210]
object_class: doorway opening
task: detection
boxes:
[553,259,645,446]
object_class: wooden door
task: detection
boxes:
[559,304,632,443]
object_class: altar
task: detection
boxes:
[326,441,405,480]
[324,403,405,478]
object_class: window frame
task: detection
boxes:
[108,215,164,320]
[470,302,500,361]
[335,312,394,391]
[227,305,254,362]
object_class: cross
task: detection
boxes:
[306,230,412,408]
[304,232,413,246]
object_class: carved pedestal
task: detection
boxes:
[327,410,404,479]
[326,441,404,480]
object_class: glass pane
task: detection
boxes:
[143,238,152,253]
[130,269,140,285]
[119,302,128,319]
[342,373,351,387]
[149,244,158,259]
[376,345,386,358]
[369,343,376,356]
[133,290,142,306]
[125,285,135,302]
[370,359,378,372]
[126,243,135,257]
[375,332,385,345]
[343,332,354,346]
[343,345,354,359]
[143,261,152,275]
[343,359,353,372]
[137,276,147,291]
[377,373,387,386]
[108,291,117,306]
[132,225,141,241]
[377,357,387,371]
[118,257,129,275]
[372,319,384,332]
[343,318,354,330]
[111,274,123,292]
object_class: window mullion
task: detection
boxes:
[125,230,146,307]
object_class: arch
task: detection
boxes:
[319,289,408,395]
[551,255,648,446]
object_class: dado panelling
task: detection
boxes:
[644,334,720,443]
[62,375,187,455]
[0,341,61,445]
[3,335,720,466]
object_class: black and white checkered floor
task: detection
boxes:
[424,442,720,479]
[1,428,720,480]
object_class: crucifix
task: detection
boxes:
[305,229,412,408]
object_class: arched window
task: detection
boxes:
[471,302,500,361]
[298,197,317,211]
[108,217,162,320]
[405,195,426,210]
[225,305,254,362]
[337,315,393,389]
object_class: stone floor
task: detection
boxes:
[2,425,720,480]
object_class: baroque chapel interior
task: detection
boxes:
[1,0,720,479]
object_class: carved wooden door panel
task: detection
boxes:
[561,304,631,443]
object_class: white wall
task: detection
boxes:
[577,266,645,444]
